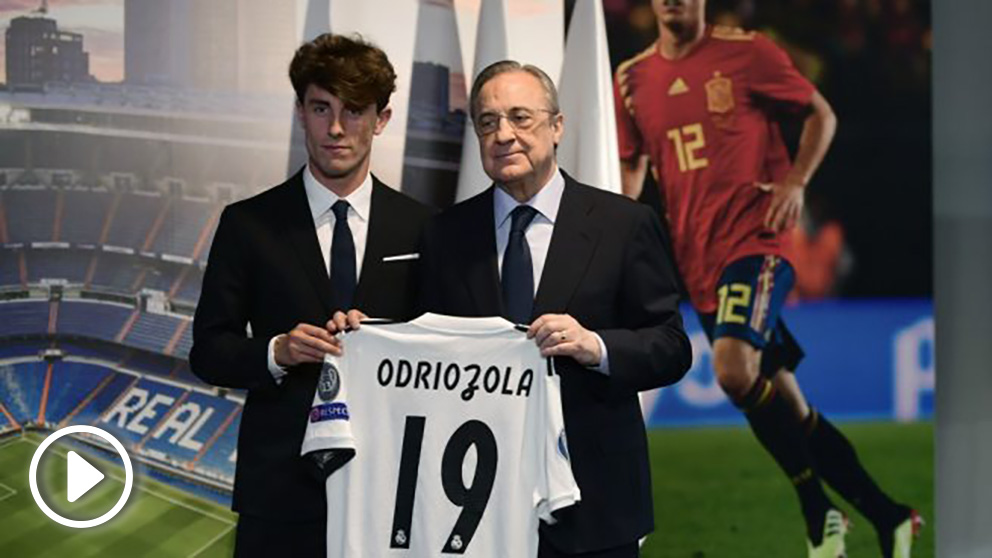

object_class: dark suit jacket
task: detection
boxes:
[420,171,692,553]
[190,169,435,521]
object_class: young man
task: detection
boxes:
[614,1,921,557]
[190,34,433,557]
[421,60,692,558]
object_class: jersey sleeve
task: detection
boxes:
[300,352,357,476]
[614,71,644,162]
[534,358,581,524]
[748,33,815,109]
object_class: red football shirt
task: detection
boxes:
[615,25,815,313]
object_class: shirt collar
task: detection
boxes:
[303,164,373,223]
[493,166,565,229]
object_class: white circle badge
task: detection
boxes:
[29,425,134,528]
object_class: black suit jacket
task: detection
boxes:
[190,169,435,521]
[420,172,692,553]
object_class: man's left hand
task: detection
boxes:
[758,180,805,233]
[528,313,602,367]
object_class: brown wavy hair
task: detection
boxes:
[289,33,396,112]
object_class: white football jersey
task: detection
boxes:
[301,313,581,558]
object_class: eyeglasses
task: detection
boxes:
[474,108,558,136]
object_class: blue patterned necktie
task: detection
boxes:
[329,200,356,312]
[501,205,539,324]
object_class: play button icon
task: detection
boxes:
[29,425,134,528]
[66,450,106,502]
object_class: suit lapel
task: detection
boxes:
[532,175,601,317]
[457,188,502,316]
[279,170,335,316]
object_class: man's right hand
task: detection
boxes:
[273,323,342,367]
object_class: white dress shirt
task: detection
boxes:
[492,167,611,374]
[267,166,373,381]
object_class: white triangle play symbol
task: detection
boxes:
[67,451,105,503]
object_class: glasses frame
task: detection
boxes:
[473,107,559,137]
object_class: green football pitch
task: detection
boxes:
[0,422,932,557]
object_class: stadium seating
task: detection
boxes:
[96,377,187,446]
[151,198,216,259]
[0,249,21,286]
[89,251,145,293]
[196,412,240,482]
[104,192,165,251]
[57,300,132,342]
[0,361,46,424]
[2,187,56,244]
[123,312,183,354]
[60,188,113,246]
[44,361,111,425]
[144,391,238,463]
[0,300,50,337]
[67,372,136,426]
[25,249,91,284]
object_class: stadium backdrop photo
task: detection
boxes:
[0,0,932,556]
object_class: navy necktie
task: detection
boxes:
[501,205,539,324]
[329,200,356,312]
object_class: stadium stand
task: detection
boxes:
[196,410,240,482]
[3,187,56,244]
[56,299,132,342]
[0,300,50,337]
[60,188,113,245]
[0,249,22,285]
[25,249,91,284]
[64,371,136,426]
[88,251,146,292]
[0,361,47,424]
[139,262,186,293]
[173,267,204,303]
[144,390,238,463]
[123,313,184,354]
[104,192,165,251]
[43,361,111,425]
[151,198,216,259]
[96,376,187,446]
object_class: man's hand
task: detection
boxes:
[527,313,602,367]
[273,323,342,367]
[758,179,805,233]
[328,309,368,334]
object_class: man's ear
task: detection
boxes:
[374,106,393,135]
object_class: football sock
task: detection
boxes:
[803,409,911,532]
[738,377,834,544]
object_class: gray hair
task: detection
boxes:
[469,60,560,122]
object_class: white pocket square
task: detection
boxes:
[382,253,419,262]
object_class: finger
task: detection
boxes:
[297,323,336,343]
[330,312,348,333]
[764,201,777,229]
[290,343,325,363]
[296,334,340,356]
[755,182,774,193]
[527,315,548,338]
[346,309,366,330]
[533,320,563,347]
[541,341,580,358]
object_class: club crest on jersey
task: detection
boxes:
[705,72,734,114]
[318,361,341,402]
[310,402,349,423]
[557,429,570,462]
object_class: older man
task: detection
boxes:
[419,61,692,558]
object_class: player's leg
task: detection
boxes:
[769,366,922,557]
[703,255,839,551]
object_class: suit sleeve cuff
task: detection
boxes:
[267,335,288,384]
